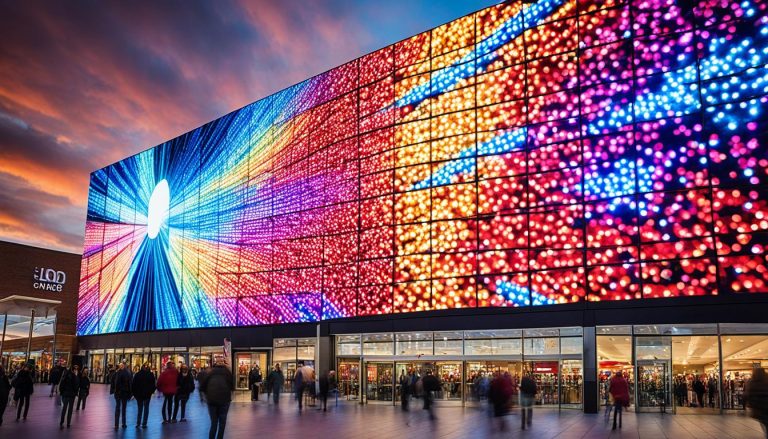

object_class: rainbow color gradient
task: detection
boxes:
[78,0,768,335]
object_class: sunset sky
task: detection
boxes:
[0,0,496,254]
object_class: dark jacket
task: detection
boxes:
[78,374,91,397]
[49,366,63,385]
[12,369,34,397]
[267,369,284,392]
[131,368,156,400]
[693,379,706,395]
[422,374,441,393]
[520,376,537,397]
[201,365,233,405]
[248,368,262,388]
[58,369,80,398]
[111,368,132,400]
[0,372,10,401]
[319,373,334,397]
[746,369,768,422]
[176,372,195,400]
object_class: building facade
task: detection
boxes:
[0,241,81,372]
[77,0,768,414]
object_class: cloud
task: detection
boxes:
[0,0,496,253]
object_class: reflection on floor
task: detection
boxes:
[0,384,765,439]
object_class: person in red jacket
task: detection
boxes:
[609,371,630,430]
[157,361,179,424]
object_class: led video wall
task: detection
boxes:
[78,0,768,334]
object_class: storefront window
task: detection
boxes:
[561,337,582,355]
[524,337,559,356]
[363,333,394,356]
[337,335,361,356]
[671,335,720,413]
[721,334,768,410]
[434,332,463,355]
[297,338,315,367]
[597,333,634,408]
[396,332,432,355]
[464,330,522,356]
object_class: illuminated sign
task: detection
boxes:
[34,267,66,292]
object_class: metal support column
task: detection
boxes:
[25,308,35,364]
[717,324,724,414]
[51,313,58,367]
[583,326,598,413]
[0,311,7,368]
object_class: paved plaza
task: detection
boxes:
[0,384,765,438]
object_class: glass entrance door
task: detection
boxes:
[393,361,463,403]
[636,360,671,412]
[635,336,672,412]
[526,361,559,406]
[465,360,522,405]
[337,360,360,400]
[235,351,269,390]
[365,362,394,403]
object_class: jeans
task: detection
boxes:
[296,385,304,409]
[272,389,280,404]
[0,395,7,425]
[423,392,435,420]
[207,403,230,439]
[76,395,88,410]
[114,397,128,427]
[60,396,75,426]
[613,402,623,429]
[520,394,534,429]
[136,398,150,426]
[16,395,30,419]
[162,394,174,421]
[173,396,188,420]
[251,384,259,400]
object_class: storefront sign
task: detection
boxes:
[33,266,67,292]
[533,361,559,374]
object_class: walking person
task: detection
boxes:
[267,364,284,404]
[421,369,440,421]
[399,368,412,411]
[248,365,262,401]
[708,376,718,408]
[76,367,90,410]
[48,361,63,398]
[172,364,195,422]
[603,374,613,422]
[0,366,11,426]
[196,367,208,403]
[693,376,706,408]
[489,372,514,432]
[111,361,133,429]
[609,370,630,430]
[201,360,233,439]
[12,363,33,421]
[295,361,309,411]
[318,370,336,412]
[58,364,80,429]
[746,367,768,438]
[520,372,537,430]
[157,361,179,424]
[131,363,156,429]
